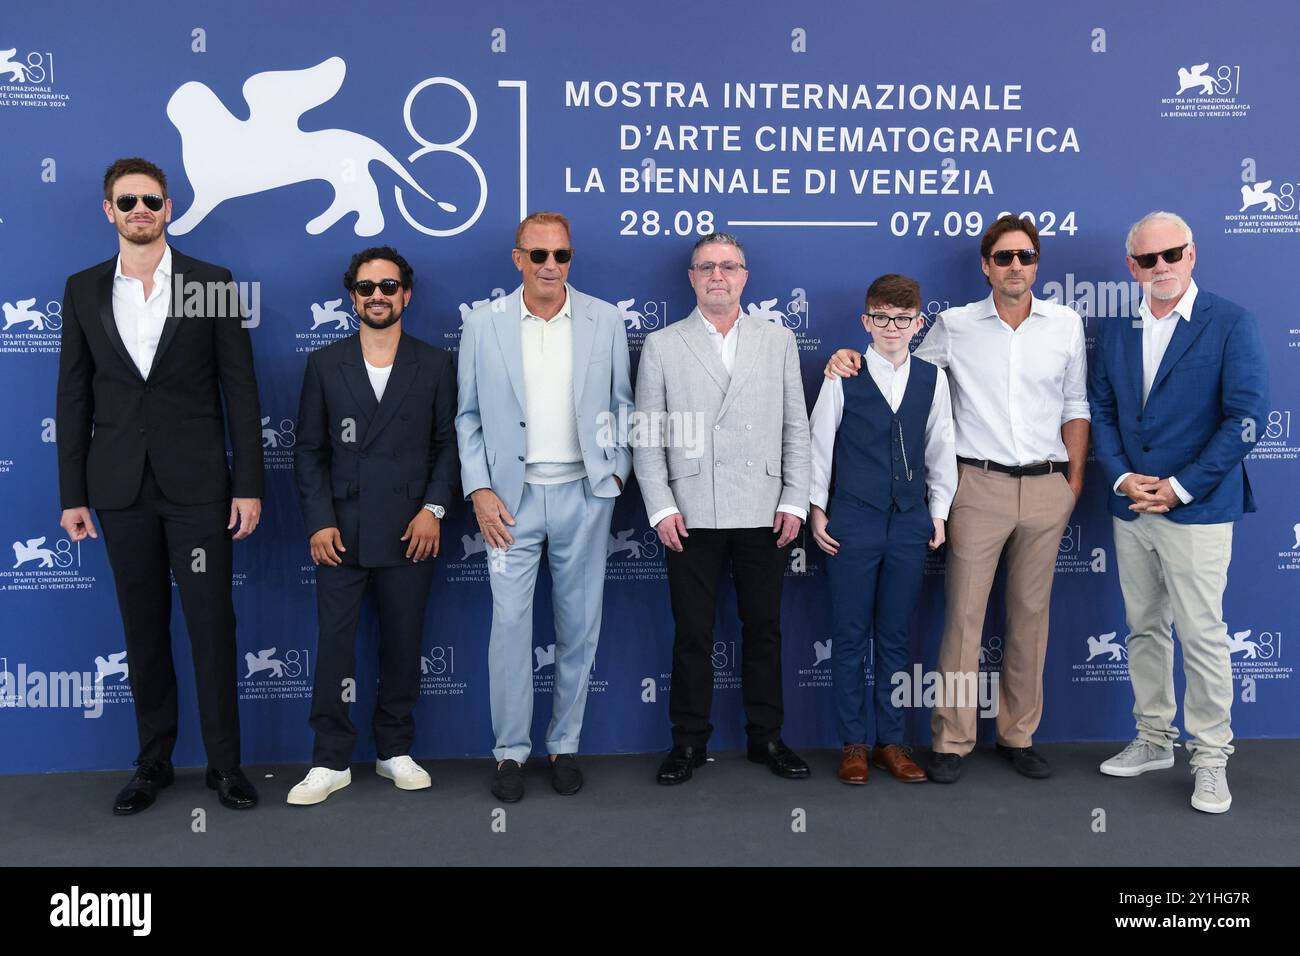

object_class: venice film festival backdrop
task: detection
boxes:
[1,2,1297,775]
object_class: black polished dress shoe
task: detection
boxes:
[997,744,1052,779]
[656,745,707,785]
[926,751,963,784]
[113,760,174,816]
[550,754,583,795]
[746,739,810,779]
[491,759,525,803]
[205,766,259,809]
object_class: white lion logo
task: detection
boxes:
[743,298,787,324]
[166,57,456,236]
[533,643,555,672]
[460,532,487,561]
[1176,63,1217,96]
[2,298,46,332]
[1225,629,1259,659]
[813,639,832,666]
[0,50,28,83]
[616,298,643,330]
[12,536,58,569]
[607,529,644,559]
[94,652,130,684]
[310,299,354,331]
[244,647,286,678]
[1239,182,1279,213]
[1086,631,1126,662]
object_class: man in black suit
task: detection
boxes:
[288,247,458,806]
[56,157,264,814]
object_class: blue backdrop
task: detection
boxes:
[2,0,1297,774]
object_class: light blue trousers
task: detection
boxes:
[487,478,614,763]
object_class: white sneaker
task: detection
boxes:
[1099,739,1176,777]
[286,767,351,806]
[1190,766,1231,814]
[376,755,431,790]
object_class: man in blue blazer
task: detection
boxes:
[289,247,459,806]
[456,212,633,802]
[1088,212,1269,814]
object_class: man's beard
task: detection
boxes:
[359,303,402,329]
[119,217,166,245]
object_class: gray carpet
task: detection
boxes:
[4,742,1297,866]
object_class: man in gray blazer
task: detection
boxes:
[635,232,812,785]
[456,212,633,802]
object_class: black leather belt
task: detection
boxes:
[958,456,1067,478]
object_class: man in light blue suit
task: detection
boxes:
[456,212,633,802]
[1088,211,1269,814]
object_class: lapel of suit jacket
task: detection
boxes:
[491,287,528,413]
[339,334,380,430]
[1122,313,1145,407]
[96,259,144,382]
[570,286,596,409]
[147,246,186,381]
[1148,295,1211,400]
[361,332,418,451]
[717,315,761,421]
[678,308,731,398]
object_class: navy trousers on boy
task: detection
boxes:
[823,491,931,745]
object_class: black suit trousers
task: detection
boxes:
[96,462,240,769]
[309,560,436,769]
[665,527,792,748]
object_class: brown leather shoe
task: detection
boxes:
[873,744,927,782]
[838,744,870,785]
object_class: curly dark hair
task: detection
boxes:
[103,157,168,200]
[343,246,414,291]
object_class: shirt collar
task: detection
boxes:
[978,291,1050,321]
[698,309,741,336]
[1139,278,1197,324]
[114,244,172,283]
[865,344,909,374]
[521,285,572,322]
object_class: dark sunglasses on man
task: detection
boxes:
[988,248,1039,267]
[1130,244,1189,269]
[350,279,404,296]
[517,247,573,264]
[115,194,165,213]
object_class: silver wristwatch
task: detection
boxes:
[423,504,445,519]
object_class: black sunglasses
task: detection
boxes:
[115,193,165,213]
[517,247,573,264]
[1130,244,1189,269]
[989,249,1039,267]
[351,279,403,296]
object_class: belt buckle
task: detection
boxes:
[1009,465,1023,478]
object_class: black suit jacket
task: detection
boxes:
[294,332,459,567]
[56,247,263,510]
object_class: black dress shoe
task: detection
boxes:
[205,766,259,809]
[997,744,1051,779]
[112,760,174,816]
[746,739,810,779]
[926,751,963,784]
[550,754,583,795]
[492,759,525,803]
[656,745,707,785]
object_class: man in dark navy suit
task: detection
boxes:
[289,247,458,806]
[56,157,263,815]
[1089,211,1269,814]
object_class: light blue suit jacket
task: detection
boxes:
[455,284,633,515]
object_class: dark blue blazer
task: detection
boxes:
[295,332,459,567]
[1088,288,1269,524]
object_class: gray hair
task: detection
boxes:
[1125,211,1194,255]
[690,231,745,266]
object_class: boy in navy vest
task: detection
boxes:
[809,274,957,784]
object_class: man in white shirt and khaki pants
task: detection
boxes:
[827,214,1090,783]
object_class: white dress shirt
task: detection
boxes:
[809,346,958,520]
[912,293,1090,466]
[363,357,393,402]
[520,288,586,484]
[111,245,173,378]
[647,311,807,529]
[1112,279,1198,504]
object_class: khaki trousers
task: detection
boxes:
[931,464,1076,755]
[1112,514,1235,768]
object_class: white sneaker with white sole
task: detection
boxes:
[1099,738,1175,777]
[1190,766,1231,814]
[287,767,351,805]
[376,755,431,790]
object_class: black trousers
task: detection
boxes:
[309,560,436,770]
[665,527,792,748]
[96,462,241,769]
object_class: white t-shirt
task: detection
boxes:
[364,357,393,402]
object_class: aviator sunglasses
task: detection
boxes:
[115,193,165,213]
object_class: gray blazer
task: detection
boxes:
[634,308,810,529]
